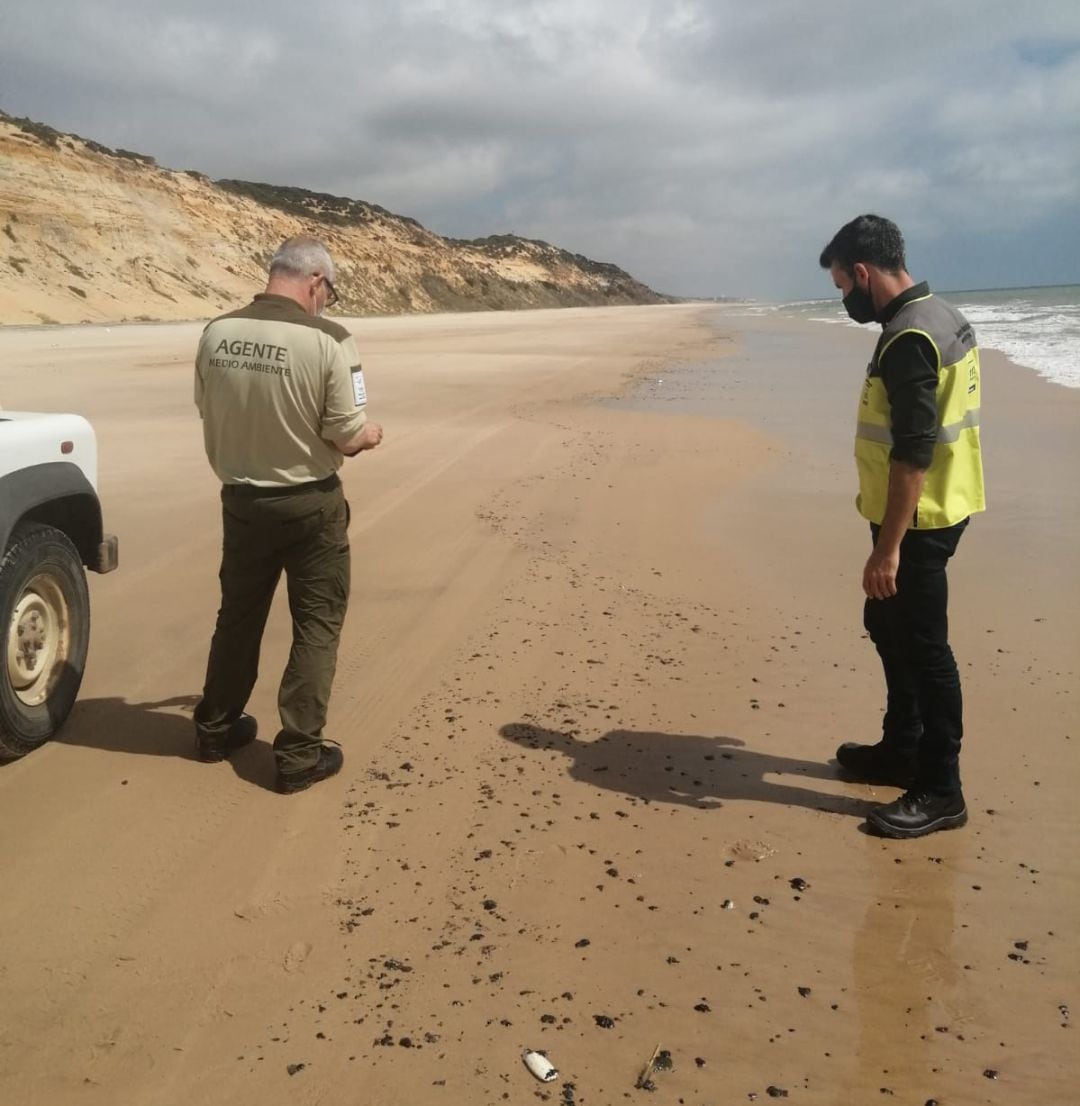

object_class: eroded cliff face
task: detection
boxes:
[0,113,668,326]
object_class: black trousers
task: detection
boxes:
[194,476,350,774]
[864,518,969,793]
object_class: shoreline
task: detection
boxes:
[2,299,1076,399]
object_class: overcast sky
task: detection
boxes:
[2,1,1078,299]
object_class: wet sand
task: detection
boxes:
[0,304,1076,1105]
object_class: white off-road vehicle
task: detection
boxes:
[0,412,117,759]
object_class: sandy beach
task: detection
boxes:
[0,303,1077,1106]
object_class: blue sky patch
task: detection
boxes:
[1014,38,1080,68]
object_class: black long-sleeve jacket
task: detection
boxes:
[873,281,939,470]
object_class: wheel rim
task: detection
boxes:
[7,574,70,707]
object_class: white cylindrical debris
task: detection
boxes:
[523,1049,558,1082]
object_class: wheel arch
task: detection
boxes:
[0,463,104,568]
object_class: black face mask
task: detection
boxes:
[843,277,877,324]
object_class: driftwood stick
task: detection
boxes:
[634,1042,663,1089]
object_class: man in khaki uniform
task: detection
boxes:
[193,235,382,793]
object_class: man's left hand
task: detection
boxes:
[863,546,899,600]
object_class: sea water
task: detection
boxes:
[764,285,1080,389]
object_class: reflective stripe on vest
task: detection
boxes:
[856,406,981,446]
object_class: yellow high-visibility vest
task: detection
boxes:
[855,292,985,529]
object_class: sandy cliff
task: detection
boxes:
[0,112,668,325]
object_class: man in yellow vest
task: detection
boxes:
[819,214,985,838]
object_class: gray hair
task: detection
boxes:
[269,235,335,282]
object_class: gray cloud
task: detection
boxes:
[2,0,1078,298]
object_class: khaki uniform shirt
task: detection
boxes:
[195,294,367,486]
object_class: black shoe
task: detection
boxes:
[866,789,968,839]
[196,714,258,762]
[835,741,917,788]
[276,744,344,794]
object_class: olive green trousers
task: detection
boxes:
[195,477,350,775]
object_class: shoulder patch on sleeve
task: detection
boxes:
[351,364,367,406]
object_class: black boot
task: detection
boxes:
[867,789,968,838]
[196,714,258,762]
[835,741,917,788]
[277,743,344,794]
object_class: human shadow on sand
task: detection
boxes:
[55,693,275,790]
[500,722,873,818]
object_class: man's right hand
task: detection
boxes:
[340,422,383,455]
[355,422,383,451]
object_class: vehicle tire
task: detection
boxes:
[0,522,90,760]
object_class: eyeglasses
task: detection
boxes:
[322,276,340,308]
